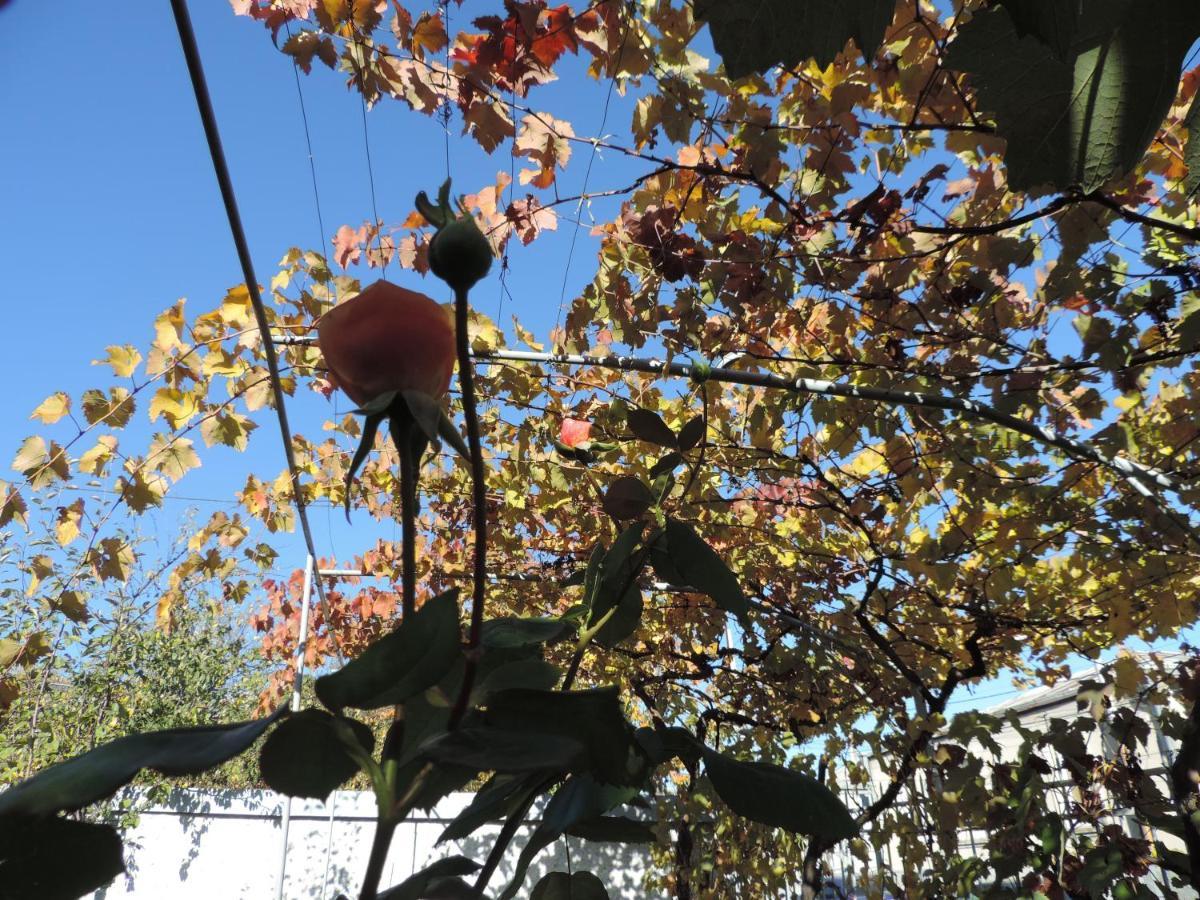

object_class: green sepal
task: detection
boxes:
[344,411,385,522]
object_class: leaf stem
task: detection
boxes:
[448,285,489,727]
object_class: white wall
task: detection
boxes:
[91,789,657,900]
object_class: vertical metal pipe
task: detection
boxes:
[277,554,315,900]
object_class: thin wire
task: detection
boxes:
[496,78,517,322]
[284,21,329,256]
[441,0,452,181]
[551,7,631,350]
[358,79,385,275]
[169,0,344,664]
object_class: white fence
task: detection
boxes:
[90,789,657,899]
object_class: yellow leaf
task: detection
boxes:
[153,300,187,353]
[156,590,181,631]
[1111,652,1144,698]
[0,482,28,529]
[118,470,168,513]
[54,499,85,546]
[87,538,135,582]
[241,369,275,411]
[202,348,247,378]
[201,412,256,450]
[12,437,68,488]
[220,284,254,329]
[846,443,885,477]
[78,435,118,476]
[25,554,54,595]
[31,392,70,424]
[148,387,200,429]
[513,317,544,351]
[52,590,89,622]
[94,344,142,378]
[148,436,201,481]
[12,436,48,475]
[81,387,135,427]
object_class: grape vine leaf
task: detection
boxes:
[944,2,1200,192]
[694,0,895,79]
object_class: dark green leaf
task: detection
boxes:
[351,390,399,416]
[481,617,571,650]
[649,452,683,479]
[393,755,475,812]
[485,688,637,785]
[316,590,461,711]
[384,691,455,771]
[694,0,895,78]
[994,0,1080,58]
[472,658,561,704]
[944,3,1200,192]
[378,856,481,900]
[0,708,285,818]
[419,877,483,899]
[0,816,125,900]
[439,773,543,843]
[587,524,645,648]
[565,815,656,844]
[647,546,685,589]
[259,709,373,800]
[677,416,705,451]
[530,871,609,900]
[634,725,701,766]
[601,476,653,520]
[702,748,857,841]
[500,777,635,900]
[625,408,677,448]
[661,519,750,622]
[421,728,584,772]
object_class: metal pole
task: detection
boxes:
[277,554,315,900]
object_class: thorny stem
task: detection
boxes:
[448,285,489,728]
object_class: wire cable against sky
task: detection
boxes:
[169,0,344,662]
[283,20,329,256]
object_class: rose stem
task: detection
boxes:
[358,819,397,900]
[398,433,418,618]
[448,284,488,728]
